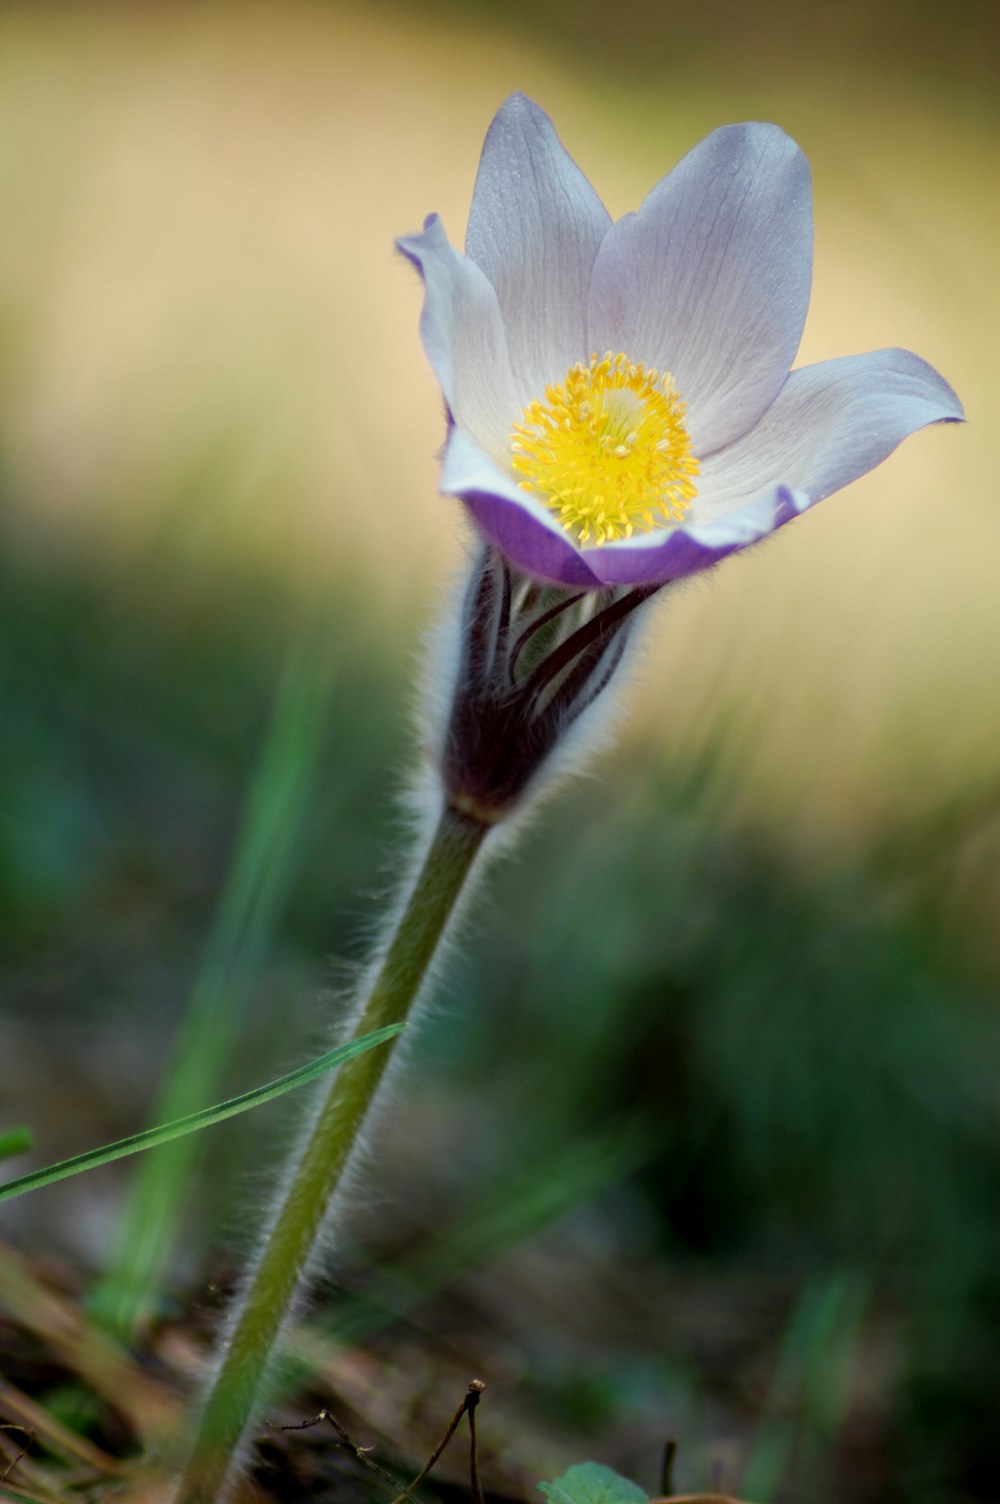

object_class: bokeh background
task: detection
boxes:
[1,1,999,1500]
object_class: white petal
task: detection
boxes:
[693,347,964,521]
[397,215,519,465]
[465,94,611,403]
[441,426,605,587]
[588,123,812,455]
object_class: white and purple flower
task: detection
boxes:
[399,93,962,590]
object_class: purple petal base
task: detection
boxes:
[442,423,807,588]
[462,494,605,588]
[463,486,807,587]
[442,343,963,589]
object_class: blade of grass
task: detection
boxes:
[364,1114,662,1313]
[216,1113,662,1426]
[89,641,330,1339]
[0,1238,180,1446]
[0,1132,33,1163]
[740,1270,868,1503]
[0,1379,122,1477]
[0,1479,65,1504]
[0,1025,403,1205]
[281,1114,663,1389]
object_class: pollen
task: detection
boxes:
[510,352,699,545]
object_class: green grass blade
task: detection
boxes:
[0,1129,34,1162]
[88,641,330,1338]
[0,1025,403,1206]
[317,1114,661,1351]
[741,1270,868,1502]
[215,1111,663,1418]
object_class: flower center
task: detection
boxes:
[510,352,699,546]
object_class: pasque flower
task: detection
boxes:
[399,94,962,589]
[174,100,962,1504]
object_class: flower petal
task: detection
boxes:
[441,426,605,587]
[581,489,806,586]
[397,215,519,466]
[580,346,962,586]
[693,346,965,520]
[465,93,611,404]
[587,123,812,456]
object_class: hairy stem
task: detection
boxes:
[175,804,489,1503]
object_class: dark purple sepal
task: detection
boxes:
[442,549,656,821]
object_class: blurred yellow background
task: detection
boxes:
[0,0,995,857]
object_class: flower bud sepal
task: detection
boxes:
[438,547,657,825]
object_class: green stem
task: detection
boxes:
[175,804,488,1503]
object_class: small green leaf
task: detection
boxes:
[539,1463,649,1504]
[0,1025,403,1204]
[0,1128,34,1161]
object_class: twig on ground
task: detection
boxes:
[660,1438,678,1496]
[391,1379,486,1504]
[0,1423,35,1484]
[466,1383,484,1504]
[273,1378,487,1504]
[273,1408,418,1500]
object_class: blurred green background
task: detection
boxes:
[1,1,998,1500]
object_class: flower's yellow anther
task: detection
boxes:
[510,352,699,546]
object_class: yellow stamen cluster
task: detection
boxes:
[510,351,699,545]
